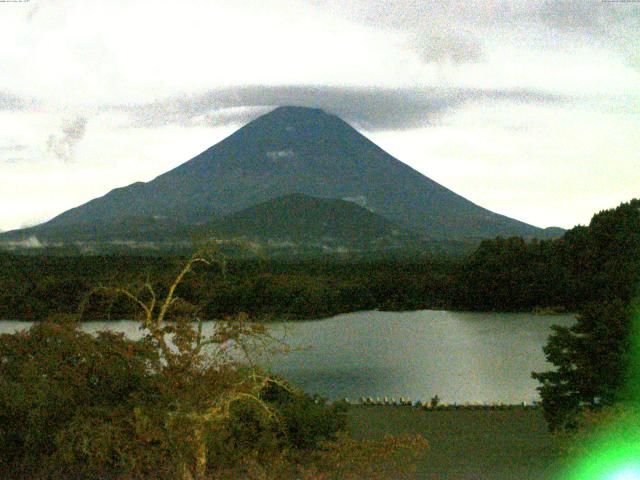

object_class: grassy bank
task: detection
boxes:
[347,405,565,480]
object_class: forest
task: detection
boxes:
[1,199,638,321]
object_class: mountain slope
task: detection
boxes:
[0,194,445,255]
[200,193,418,248]
[2,106,554,243]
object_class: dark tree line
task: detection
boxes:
[450,236,570,311]
[451,199,640,430]
[0,255,456,321]
[1,202,637,324]
[1,201,637,326]
[532,198,640,430]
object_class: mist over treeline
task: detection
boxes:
[1,198,637,322]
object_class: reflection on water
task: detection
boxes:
[0,310,574,404]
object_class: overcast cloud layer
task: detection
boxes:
[116,85,566,130]
[1,0,638,231]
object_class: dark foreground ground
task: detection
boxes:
[347,406,565,480]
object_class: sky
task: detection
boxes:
[1,0,638,232]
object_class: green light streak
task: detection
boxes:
[561,422,640,479]
[559,300,640,480]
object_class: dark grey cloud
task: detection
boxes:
[312,0,639,39]
[46,116,88,162]
[309,0,480,33]
[308,0,487,64]
[116,85,564,131]
[530,1,640,69]
[309,0,639,68]
[529,1,639,36]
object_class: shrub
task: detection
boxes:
[0,321,158,478]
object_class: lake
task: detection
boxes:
[0,310,574,404]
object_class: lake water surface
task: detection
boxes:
[0,310,574,404]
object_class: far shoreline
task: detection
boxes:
[0,306,576,323]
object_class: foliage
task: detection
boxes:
[533,300,632,431]
[0,321,159,478]
[0,251,428,479]
[260,380,348,450]
[0,254,455,321]
[2,199,638,322]
[532,199,640,431]
[451,236,569,311]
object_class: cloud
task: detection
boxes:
[116,85,564,131]
[306,0,488,64]
[409,33,483,64]
[0,92,37,111]
[0,144,28,153]
[530,1,640,70]
[46,116,88,162]
[0,235,45,249]
[530,1,639,36]
[0,145,30,165]
[266,150,295,161]
[26,2,41,22]
[308,0,639,69]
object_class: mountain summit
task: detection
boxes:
[4,106,552,245]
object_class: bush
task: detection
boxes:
[0,321,159,478]
[260,379,348,450]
